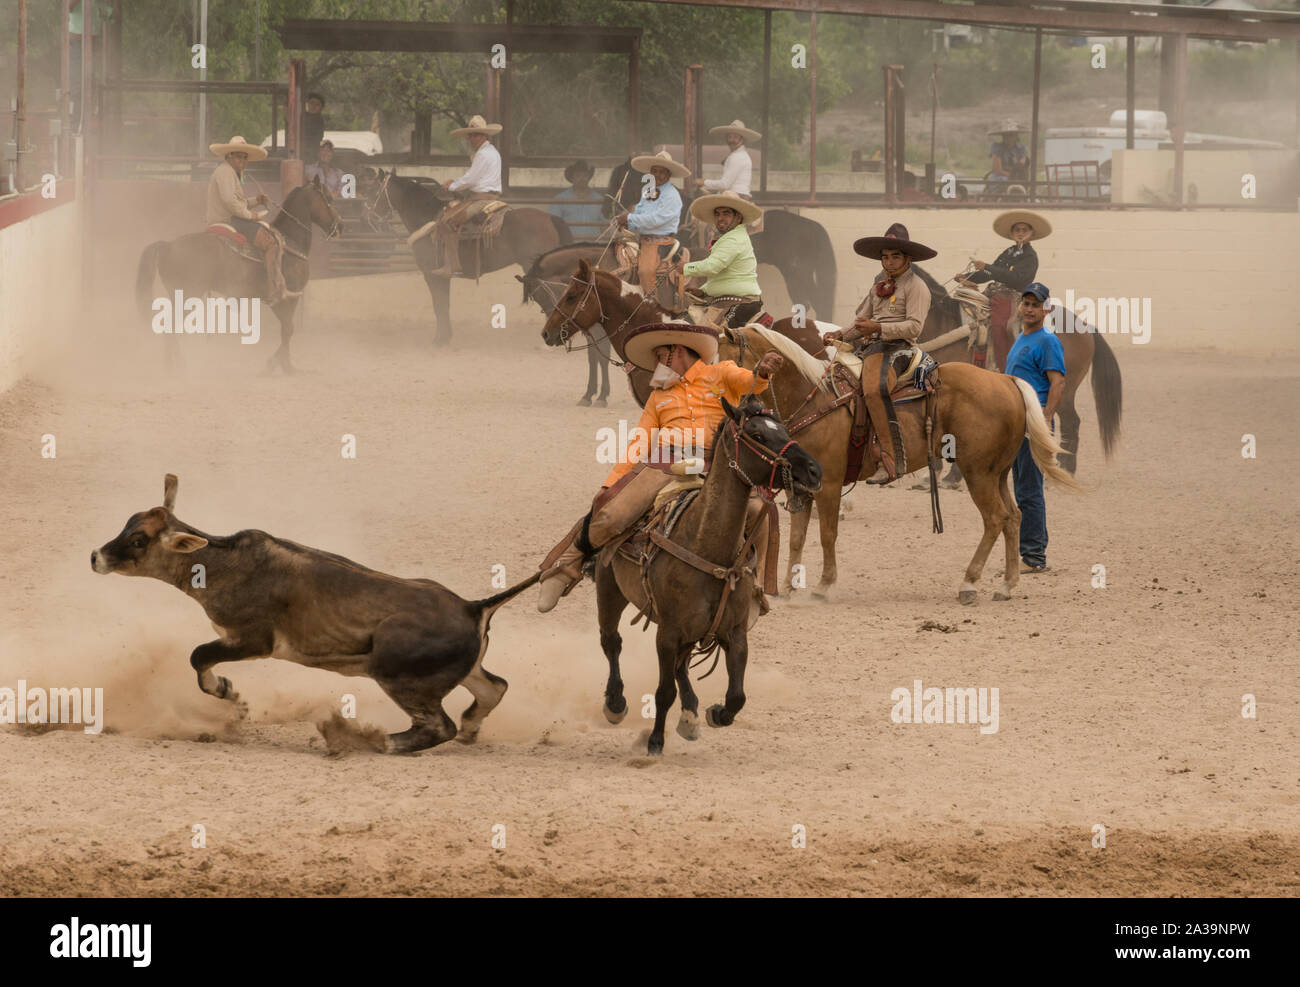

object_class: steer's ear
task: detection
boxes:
[163,473,178,511]
[159,531,207,553]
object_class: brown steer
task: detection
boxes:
[91,474,538,753]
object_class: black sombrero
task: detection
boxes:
[853,222,937,262]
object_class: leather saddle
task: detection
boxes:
[444,198,510,238]
[821,341,940,483]
[205,222,267,262]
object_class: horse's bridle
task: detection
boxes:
[719,408,800,502]
[251,177,342,241]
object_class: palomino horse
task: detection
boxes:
[596,395,822,755]
[775,264,1123,478]
[361,169,571,345]
[715,325,1083,603]
[606,157,838,321]
[134,179,342,374]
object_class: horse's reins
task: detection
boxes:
[249,176,343,244]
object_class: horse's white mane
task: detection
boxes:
[747,325,830,390]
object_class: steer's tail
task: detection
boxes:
[474,573,542,622]
[1012,377,1086,493]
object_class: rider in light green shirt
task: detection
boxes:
[681,191,764,329]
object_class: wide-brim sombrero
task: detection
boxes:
[853,222,937,261]
[450,114,503,137]
[624,323,720,372]
[690,190,762,226]
[988,118,1029,136]
[709,119,761,142]
[209,136,267,161]
[993,209,1052,241]
[630,149,691,179]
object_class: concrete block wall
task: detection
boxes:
[0,197,84,394]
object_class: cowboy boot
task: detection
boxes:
[254,228,287,305]
[537,541,586,613]
[427,229,461,279]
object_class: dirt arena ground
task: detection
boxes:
[2,266,1298,897]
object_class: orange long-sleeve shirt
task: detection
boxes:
[603,359,770,487]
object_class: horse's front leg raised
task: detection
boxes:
[706,631,747,728]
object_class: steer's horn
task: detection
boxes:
[163,473,178,511]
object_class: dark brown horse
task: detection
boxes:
[134,179,342,374]
[361,169,571,345]
[537,260,666,406]
[596,395,822,755]
[520,241,624,406]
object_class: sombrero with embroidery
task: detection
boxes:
[624,323,719,372]
[709,119,762,142]
[853,222,937,261]
[629,149,691,179]
[690,190,762,225]
[993,209,1052,241]
[209,136,267,162]
[450,114,503,137]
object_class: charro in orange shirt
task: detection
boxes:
[537,322,783,613]
[603,359,770,487]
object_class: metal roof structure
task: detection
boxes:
[627,0,1300,42]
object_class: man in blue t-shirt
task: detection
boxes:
[1003,282,1066,573]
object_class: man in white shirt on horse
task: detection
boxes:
[693,119,762,237]
[429,114,503,278]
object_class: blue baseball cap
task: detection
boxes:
[1021,282,1050,302]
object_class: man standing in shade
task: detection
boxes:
[1003,282,1066,573]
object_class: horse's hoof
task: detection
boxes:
[603,699,628,725]
[958,589,978,605]
[576,396,592,406]
[647,737,664,756]
[705,704,730,728]
[676,710,700,741]
[593,398,607,408]
[454,730,479,744]
[433,336,451,349]
[992,591,1012,602]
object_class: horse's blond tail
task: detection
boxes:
[1012,378,1086,493]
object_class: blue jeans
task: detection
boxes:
[1013,437,1047,566]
